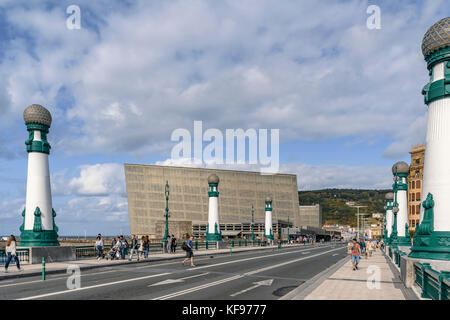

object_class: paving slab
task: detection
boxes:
[286,249,412,300]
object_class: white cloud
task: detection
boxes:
[67,163,125,196]
[0,0,441,158]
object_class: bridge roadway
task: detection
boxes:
[0,243,347,300]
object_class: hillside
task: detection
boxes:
[298,189,390,227]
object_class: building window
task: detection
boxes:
[412,220,416,227]
[415,171,420,177]
[416,205,420,213]
[416,192,420,200]
[411,193,415,201]
[412,181,415,189]
[415,159,420,165]
[416,181,421,189]
[412,206,415,215]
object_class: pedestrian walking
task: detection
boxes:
[138,236,144,259]
[351,239,361,271]
[143,236,150,259]
[4,235,22,273]
[119,235,128,259]
[95,234,104,260]
[181,236,195,267]
[171,234,177,253]
[129,235,140,261]
[166,235,171,253]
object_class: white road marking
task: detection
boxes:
[243,247,345,276]
[302,252,310,254]
[186,245,333,272]
[332,253,339,256]
[149,272,209,286]
[152,275,244,300]
[152,246,345,300]
[0,269,120,289]
[17,272,171,300]
[230,279,273,297]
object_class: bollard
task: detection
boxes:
[42,257,46,281]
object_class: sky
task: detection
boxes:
[0,0,448,235]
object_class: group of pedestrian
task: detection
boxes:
[165,235,177,253]
[347,237,380,271]
[105,235,129,260]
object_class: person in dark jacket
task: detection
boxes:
[171,235,177,253]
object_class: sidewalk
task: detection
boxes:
[284,249,414,300]
[0,243,312,281]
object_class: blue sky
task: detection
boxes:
[0,0,448,235]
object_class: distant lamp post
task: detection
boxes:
[251,205,255,241]
[287,216,290,243]
[163,181,170,245]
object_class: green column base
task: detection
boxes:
[205,231,222,242]
[408,231,450,261]
[18,230,59,247]
[264,231,274,241]
[206,222,222,242]
[395,236,411,247]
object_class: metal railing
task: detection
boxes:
[74,239,299,260]
[0,248,30,265]
[414,262,450,300]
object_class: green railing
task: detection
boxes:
[0,248,30,265]
[75,238,284,260]
[414,262,450,300]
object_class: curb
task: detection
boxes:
[0,243,318,281]
[381,249,418,300]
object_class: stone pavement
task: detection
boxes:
[284,248,415,300]
[0,243,311,281]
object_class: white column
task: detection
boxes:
[265,210,272,237]
[24,132,53,231]
[208,197,219,234]
[386,209,393,238]
[397,188,408,237]
[421,77,450,231]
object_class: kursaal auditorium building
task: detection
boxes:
[124,164,301,240]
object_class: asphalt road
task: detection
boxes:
[0,243,347,300]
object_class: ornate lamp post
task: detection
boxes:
[206,174,222,241]
[409,17,450,261]
[383,192,394,244]
[163,181,170,246]
[251,205,255,241]
[391,162,411,247]
[19,104,59,247]
[264,196,274,242]
[287,216,290,243]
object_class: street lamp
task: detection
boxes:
[287,216,290,243]
[163,181,170,247]
[251,205,255,241]
[350,205,367,240]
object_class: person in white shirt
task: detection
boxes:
[4,235,22,272]
[95,234,104,260]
